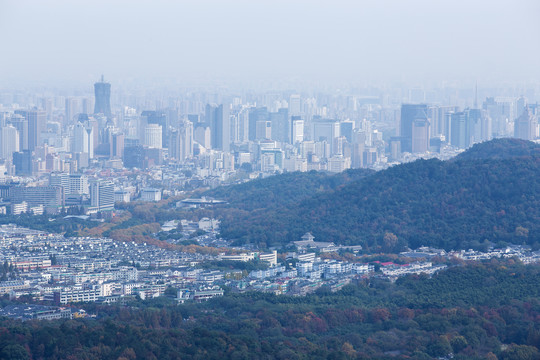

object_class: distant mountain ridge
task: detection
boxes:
[214,139,540,252]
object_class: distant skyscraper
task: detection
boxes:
[65,97,78,124]
[206,104,230,151]
[292,117,304,143]
[449,112,467,148]
[8,114,28,150]
[514,106,537,140]
[400,104,429,153]
[248,107,268,141]
[411,118,430,153]
[269,108,289,143]
[194,124,211,149]
[14,110,46,152]
[110,132,125,159]
[73,122,94,159]
[0,125,19,160]
[94,76,111,117]
[141,111,167,147]
[168,121,193,161]
[144,123,163,149]
[13,150,33,176]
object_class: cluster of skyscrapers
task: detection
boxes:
[0,80,538,215]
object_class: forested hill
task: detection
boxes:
[205,168,373,211]
[455,138,540,161]
[216,139,540,251]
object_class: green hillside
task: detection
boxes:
[216,139,540,251]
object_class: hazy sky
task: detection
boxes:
[1,0,539,88]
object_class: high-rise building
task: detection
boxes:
[411,117,430,153]
[90,179,114,212]
[110,132,125,159]
[49,172,70,198]
[269,108,289,143]
[514,106,537,140]
[206,104,230,151]
[8,114,27,150]
[248,107,268,141]
[13,150,32,176]
[14,110,46,151]
[0,125,19,160]
[141,111,167,147]
[73,122,94,159]
[291,117,304,143]
[194,124,211,149]
[169,121,193,161]
[69,174,89,195]
[65,97,78,125]
[144,123,162,149]
[449,112,467,148]
[400,104,429,153]
[312,119,340,155]
[94,76,111,117]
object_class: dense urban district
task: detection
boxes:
[0,83,540,359]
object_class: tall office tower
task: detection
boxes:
[93,75,111,117]
[516,96,527,118]
[400,104,429,153]
[9,114,28,150]
[206,104,230,151]
[269,108,289,143]
[312,119,340,155]
[466,108,486,146]
[13,150,33,176]
[248,107,268,141]
[449,112,467,148]
[73,122,94,159]
[90,179,115,212]
[0,125,19,160]
[65,97,78,125]
[411,118,430,153]
[169,121,194,161]
[483,97,515,137]
[236,107,250,143]
[141,111,167,147]
[144,123,162,149]
[340,121,354,143]
[292,117,304,143]
[15,110,46,151]
[194,124,211,148]
[110,132,125,159]
[428,105,458,139]
[514,107,537,140]
[289,94,301,116]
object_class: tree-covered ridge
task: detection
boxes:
[1,263,540,359]
[205,169,373,211]
[455,138,540,161]
[216,140,540,250]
